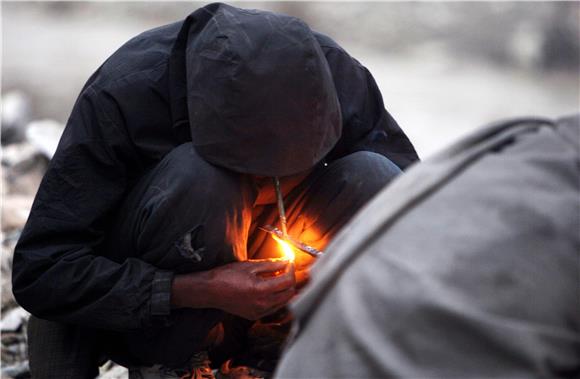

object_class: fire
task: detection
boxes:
[272,235,295,262]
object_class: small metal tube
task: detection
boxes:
[273,177,288,238]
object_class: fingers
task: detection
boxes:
[257,265,295,291]
[257,287,296,319]
[295,267,310,288]
[249,259,290,275]
[270,286,296,307]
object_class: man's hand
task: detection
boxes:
[171,260,296,320]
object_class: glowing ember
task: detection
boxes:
[272,235,295,262]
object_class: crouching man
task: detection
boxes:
[12,3,418,378]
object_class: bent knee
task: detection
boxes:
[161,143,255,207]
[327,151,402,195]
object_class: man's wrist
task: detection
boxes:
[170,270,215,309]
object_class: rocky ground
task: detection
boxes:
[0,98,128,378]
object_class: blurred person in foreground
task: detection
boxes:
[276,115,580,378]
[11,3,418,379]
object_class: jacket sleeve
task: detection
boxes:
[322,44,420,169]
[12,85,173,331]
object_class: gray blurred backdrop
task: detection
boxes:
[3,1,579,157]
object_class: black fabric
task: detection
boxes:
[187,5,342,176]
[99,143,255,367]
[12,2,418,336]
[100,145,401,368]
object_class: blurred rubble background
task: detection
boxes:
[1,2,579,378]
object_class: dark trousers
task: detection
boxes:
[28,143,402,377]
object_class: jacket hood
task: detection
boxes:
[186,3,342,177]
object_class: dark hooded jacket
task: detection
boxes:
[12,2,418,366]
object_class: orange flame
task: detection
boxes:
[272,234,295,262]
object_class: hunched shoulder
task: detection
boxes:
[312,30,365,71]
[94,20,183,86]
